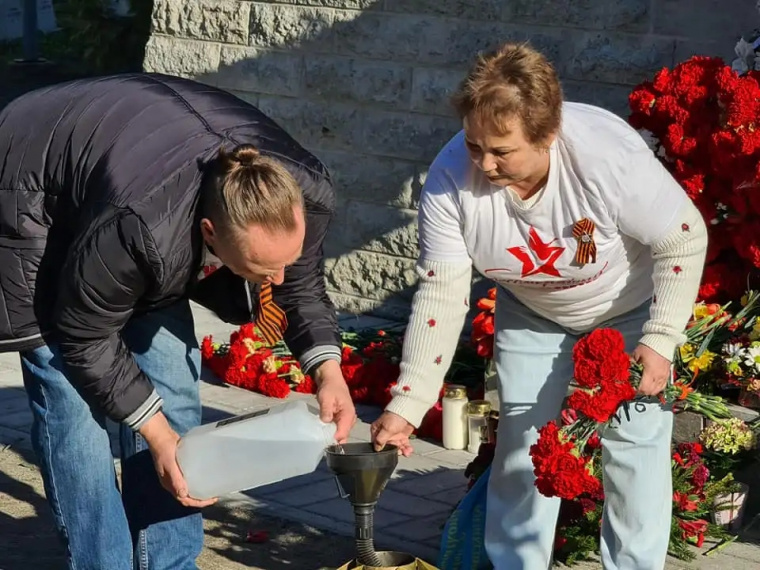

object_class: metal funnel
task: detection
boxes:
[325,442,399,567]
[325,442,398,505]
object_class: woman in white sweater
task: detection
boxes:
[370,43,707,570]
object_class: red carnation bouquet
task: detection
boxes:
[529,328,734,501]
[628,55,760,303]
[549,441,735,564]
[202,323,317,398]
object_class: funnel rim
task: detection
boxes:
[325,441,398,457]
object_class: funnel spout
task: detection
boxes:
[325,442,399,567]
[354,504,383,566]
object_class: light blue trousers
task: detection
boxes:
[484,287,673,570]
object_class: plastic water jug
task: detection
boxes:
[176,399,337,499]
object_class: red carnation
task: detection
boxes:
[294,374,317,394]
[258,373,290,399]
[571,329,630,388]
[201,336,215,361]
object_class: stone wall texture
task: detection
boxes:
[144,0,758,320]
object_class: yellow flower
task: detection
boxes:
[750,320,760,341]
[692,302,722,320]
[693,304,711,320]
[741,290,758,307]
[725,361,744,376]
[687,350,717,373]
[679,344,696,361]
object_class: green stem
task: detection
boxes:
[703,535,737,557]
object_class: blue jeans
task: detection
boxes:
[485,289,673,570]
[20,300,204,570]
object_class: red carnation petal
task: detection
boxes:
[246,530,269,543]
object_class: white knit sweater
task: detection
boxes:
[384,103,708,428]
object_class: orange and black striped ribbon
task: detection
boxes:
[256,282,288,346]
[572,218,597,265]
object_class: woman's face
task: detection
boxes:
[463,113,553,187]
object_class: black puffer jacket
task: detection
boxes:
[0,73,340,427]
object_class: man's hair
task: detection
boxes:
[451,42,563,146]
[201,144,304,239]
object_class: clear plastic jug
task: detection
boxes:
[176,399,337,500]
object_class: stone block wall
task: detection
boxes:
[144,0,757,320]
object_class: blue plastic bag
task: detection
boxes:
[437,465,493,570]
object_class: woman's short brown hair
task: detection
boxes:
[201,144,304,240]
[451,42,563,146]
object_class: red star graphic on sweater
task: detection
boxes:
[506,227,565,278]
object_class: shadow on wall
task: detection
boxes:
[166,0,519,323]
[145,0,745,324]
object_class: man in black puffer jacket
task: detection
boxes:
[0,74,356,569]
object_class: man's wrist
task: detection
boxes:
[300,345,342,375]
[313,358,344,388]
[124,388,163,431]
[138,411,176,448]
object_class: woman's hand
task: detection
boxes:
[633,343,671,397]
[371,411,415,457]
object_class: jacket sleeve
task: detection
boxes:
[273,181,341,374]
[53,212,163,430]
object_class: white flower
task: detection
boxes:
[743,344,760,371]
[724,342,744,360]
[733,37,753,74]
[733,57,750,74]
[723,344,745,372]
[735,37,755,60]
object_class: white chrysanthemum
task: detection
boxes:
[743,344,760,371]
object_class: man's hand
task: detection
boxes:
[139,412,217,508]
[371,411,415,457]
[314,360,356,443]
[633,343,672,397]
